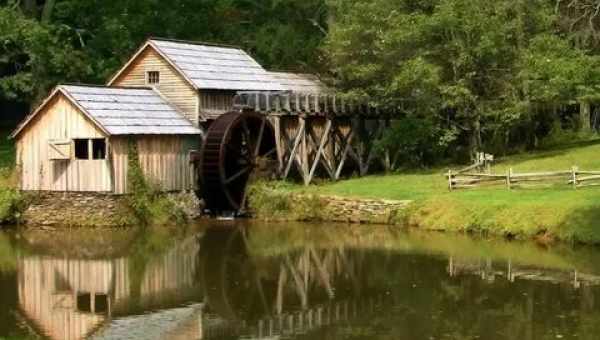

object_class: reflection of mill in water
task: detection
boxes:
[16,228,381,340]
[17,236,202,340]
[198,227,383,339]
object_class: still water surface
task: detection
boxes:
[2,222,600,340]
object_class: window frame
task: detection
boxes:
[73,139,90,160]
[92,138,107,160]
[146,70,160,85]
[72,138,108,160]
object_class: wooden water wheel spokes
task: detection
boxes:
[200,111,276,213]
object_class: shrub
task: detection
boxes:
[125,138,187,226]
[0,187,27,224]
[248,181,324,221]
[539,123,598,149]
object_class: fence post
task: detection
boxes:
[571,166,578,189]
[448,170,453,191]
[506,168,512,190]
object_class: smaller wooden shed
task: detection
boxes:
[10,85,202,194]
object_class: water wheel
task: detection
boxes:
[199,111,276,213]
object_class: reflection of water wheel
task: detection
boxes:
[200,227,253,321]
[199,111,276,213]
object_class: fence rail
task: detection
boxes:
[447,166,600,190]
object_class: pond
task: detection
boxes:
[2,222,600,340]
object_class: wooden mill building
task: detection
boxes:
[11,85,200,194]
[12,37,385,194]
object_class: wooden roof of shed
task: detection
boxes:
[268,72,329,93]
[11,85,202,138]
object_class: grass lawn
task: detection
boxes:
[282,140,600,243]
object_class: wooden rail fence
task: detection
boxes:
[448,166,600,190]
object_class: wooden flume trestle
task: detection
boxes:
[234,91,392,185]
[198,91,392,212]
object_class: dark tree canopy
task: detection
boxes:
[0,0,327,107]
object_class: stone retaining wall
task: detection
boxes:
[292,194,412,224]
[22,191,202,227]
[317,195,411,224]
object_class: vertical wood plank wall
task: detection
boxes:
[111,136,198,194]
[198,90,236,119]
[15,94,112,192]
[18,257,117,340]
[111,47,199,126]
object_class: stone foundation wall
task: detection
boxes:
[284,194,412,224]
[22,191,202,227]
[318,195,411,224]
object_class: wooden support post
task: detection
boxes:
[283,94,291,112]
[283,118,305,179]
[270,116,284,173]
[572,166,578,189]
[448,170,453,191]
[300,116,309,185]
[307,119,332,184]
[506,168,513,190]
[334,129,354,181]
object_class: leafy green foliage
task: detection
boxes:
[248,181,323,221]
[325,0,600,161]
[0,6,90,102]
[377,117,448,167]
[0,0,327,109]
[125,138,187,226]
[0,187,26,224]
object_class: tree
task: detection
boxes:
[0,0,328,114]
[325,0,600,159]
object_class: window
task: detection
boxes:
[94,294,108,313]
[147,71,160,85]
[92,139,106,159]
[74,139,89,159]
[77,293,92,313]
[73,138,107,160]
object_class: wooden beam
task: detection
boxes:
[300,116,309,184]
[307,119,332,184]
[283,118,306,179]
[334,129,355,180]
[269,116,284,173]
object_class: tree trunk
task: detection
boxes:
[469,114,482,159]
[579,101,591,131]
[22,0,37,18]
[41,0,56,23]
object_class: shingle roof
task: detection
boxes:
[11,85,202,138]
[268,72,329,93]
[148,39,285,91]
[61,85,201,135]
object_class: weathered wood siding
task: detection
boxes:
[198,90,236,119]
[18,256,130,340]
[111,46,199,125]
[15,94,113,192]
[110,136,199,194]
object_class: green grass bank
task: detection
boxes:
[258,140,600,244]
